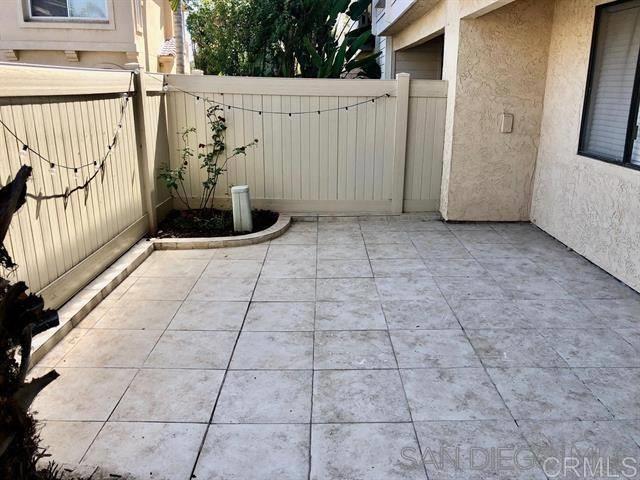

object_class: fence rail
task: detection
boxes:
[0,63,447,307]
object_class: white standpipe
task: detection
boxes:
[231,185,253,233]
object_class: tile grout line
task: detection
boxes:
[308,219,318,480]
[77,251,215,466]
[367,219,431,480]
[462,229,623,425]
[431,233,522,425]
[187,244,269,480]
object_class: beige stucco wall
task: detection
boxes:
[442,0,554,220]
[531,0,640,292]
[11,50,130,69]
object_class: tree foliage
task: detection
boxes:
[186,0,381,78]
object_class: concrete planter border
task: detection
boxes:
[153,214,291,250]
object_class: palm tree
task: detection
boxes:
[170,0,185,73]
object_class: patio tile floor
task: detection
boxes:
[32,215,640,479]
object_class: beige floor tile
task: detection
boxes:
[187,277,256,301]
[59,329,162,367]
[244,302,314,331]
[38,420,104,464]
[145,330,237,369]
[133,255,209,277]
[195,424,309,480]
[93,300,181,330]
[253,278,316,301]
[202,259,263,278]
[316,259,373,278]
[31,367,137,421]
[122,276,197,301]
[213,370,312,423]
[316,278,379,301]
[82,422,206,479]
[36,328,90,367]
[315,302,386,330]
[168,301,248,330]
[112,369,225,422]
[230,331,313,369]
[214,244,269,260]
[261,259,317,278]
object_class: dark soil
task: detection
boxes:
[156,208,278,238]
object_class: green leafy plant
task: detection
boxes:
[186,0,380,78]
[158,105,258,214]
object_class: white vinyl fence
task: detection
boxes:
[165,74,447,213]
[0,64,154,307]
[0,63,446,307]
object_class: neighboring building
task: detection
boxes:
[0,0,187,73]
[373,0,640,296]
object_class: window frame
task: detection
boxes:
[26,0,110,23]
[578,0,640,172]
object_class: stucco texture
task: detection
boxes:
[443,0,554,221]
[531,0,640,293]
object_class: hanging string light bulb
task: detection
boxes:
[49,163,56,175]
[19,144,29,158]
[74,168,79,180]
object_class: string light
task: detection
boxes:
[0,73,134,202]
[146,73,392,116]
[0,71,133,174]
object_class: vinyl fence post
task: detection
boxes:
[392,72,410,214]
[126,63,158,235]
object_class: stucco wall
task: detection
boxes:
[443,0,554,220]
[531,0,640,292]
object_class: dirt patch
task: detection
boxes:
[156,209,278,238]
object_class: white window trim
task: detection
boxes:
[20,0,115,29]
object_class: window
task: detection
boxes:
[579,0,640,168]
[29,0,108,21]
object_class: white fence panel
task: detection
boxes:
[0,64,146,306]
[165,75,447,213]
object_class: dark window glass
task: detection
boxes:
[31,0,68,17]
[30,0,107,19]
[580,0,640,169]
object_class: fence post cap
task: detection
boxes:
[231,185,250,194]
[124,62,141,71]
[191,69,204,75]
